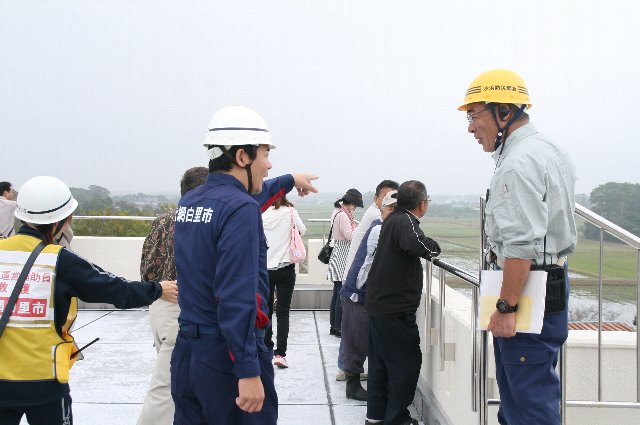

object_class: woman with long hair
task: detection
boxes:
[327,188,362,337]
[262,194,306,368]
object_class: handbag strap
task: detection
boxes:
[0,241,47,339]
[289,207,298,244]
[326,209,347,243]
[289,207,297,231]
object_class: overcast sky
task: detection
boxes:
[2,1,639,199]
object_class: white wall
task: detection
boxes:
[71,236,145,281]
[72,237,332,286]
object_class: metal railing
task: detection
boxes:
[562,204,640,418]
[73,215,156,221]
[421,200,640,425]
[307,218,331,243]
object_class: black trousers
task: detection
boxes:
[265,264,296,357]
[367,313,422,425]
[0,394,73,425]
[329,281,343,331]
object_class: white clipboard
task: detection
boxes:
[479,269,547,334]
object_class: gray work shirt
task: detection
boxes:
[485,123,577,265]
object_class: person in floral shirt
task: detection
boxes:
[137,166,208,425]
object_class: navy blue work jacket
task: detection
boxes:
[174,173,293,378]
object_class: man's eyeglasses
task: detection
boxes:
[466,107,489,123]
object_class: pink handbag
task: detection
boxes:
[289,208,306,263]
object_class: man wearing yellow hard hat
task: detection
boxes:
[460,69,577,425]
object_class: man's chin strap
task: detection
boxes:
[489,104,527,155]
[218,146,255,193]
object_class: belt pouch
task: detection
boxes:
[532,264,566,313]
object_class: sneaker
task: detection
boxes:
[273,355,288,369]
[336,371,346,381]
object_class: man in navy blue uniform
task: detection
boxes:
[171,106,317,425]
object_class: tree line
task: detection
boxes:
[62,182,640,240]
[583,182,640,241]
[70,185,175,237]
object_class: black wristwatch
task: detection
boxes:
[496,299,518,314]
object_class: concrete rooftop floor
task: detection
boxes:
[25,309,424,425]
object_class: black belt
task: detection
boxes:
[179,323,266,338]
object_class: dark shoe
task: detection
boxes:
[329,327,342,337]
[364,421,383,425]
[399,419,418,425]
[345,371,368,401]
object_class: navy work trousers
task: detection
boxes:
[494,264,570,425]
[0,394,73,425]
[265,264,296,357]
[171,329,278,425]
[367,313,422,425]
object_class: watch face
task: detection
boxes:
[496,299,516,313]
[496,299,507,313]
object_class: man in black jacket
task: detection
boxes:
[364,180,441,425]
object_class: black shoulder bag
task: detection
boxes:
[0,242,47,339]
[317,213,340,264]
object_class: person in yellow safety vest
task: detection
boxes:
[0,176,178,425]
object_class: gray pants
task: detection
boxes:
[341,296,369,374]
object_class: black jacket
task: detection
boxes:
[364,208,441,318]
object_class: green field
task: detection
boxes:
[297,205,639,282]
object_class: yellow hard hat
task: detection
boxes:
[458,69,532,111]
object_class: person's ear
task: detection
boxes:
[235,148,249,167]
[498,105,510,122]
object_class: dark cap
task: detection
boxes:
[342,188,363,208]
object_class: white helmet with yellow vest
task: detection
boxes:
[15,176,78,225]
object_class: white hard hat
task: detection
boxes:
[203,106,276,160]
[15,176,78,225]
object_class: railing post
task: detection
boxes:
[478,196,489,425]
[472,284,480,413]
[426,260,433,354]
[480,330,489,425]
[561,343,567,425]
[598,227,604,402]
[439,267,446,371]
[637,249,640,403]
